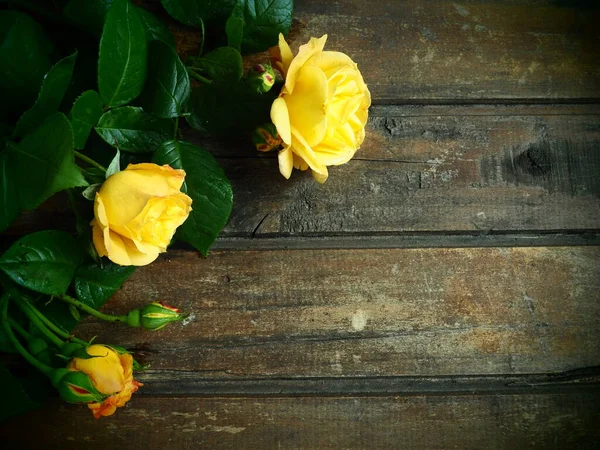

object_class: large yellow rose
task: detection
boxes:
[91,163,192,266]
[68,344,143,419]
[269,34,371,183]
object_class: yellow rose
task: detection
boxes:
[269,33,371,183]
[91,163,192,266]
[67,345,143,419]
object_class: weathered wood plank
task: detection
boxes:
[289,0,600,102]
[74,247,600,377]
[2,393,599,449]
[216,105,600,235]
[9,105,600,237]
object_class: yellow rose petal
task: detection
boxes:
[91,219,108,257]
[312,169,328,184]
[126,163,186,191]
[285,65,329,147]
[271,97,292,145]
[308,51,356,77]
[293,153,309,171]
[278,33,294,74]
[69,345,125,395]
[285,34,327,94]
[290,127,328,176]
[278,146,293,179]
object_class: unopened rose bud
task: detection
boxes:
[247,64,276,93]
[56,371,107,404]
[140,301,185,331]
[252,123,282,152]
[125,302,185,331]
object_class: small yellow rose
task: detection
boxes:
[270,33,371,183]
[91,163,192,266]
[68,344,142,419]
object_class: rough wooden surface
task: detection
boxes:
[291,0,600,102]
[2,394,599,450]
[2,1,600,448]
[10,105,600,237]
[74,247,600,377]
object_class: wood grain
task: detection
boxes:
[73,247,600,377]
[289,0,600,102]
[2,393,599,450]
[9,105,600,238]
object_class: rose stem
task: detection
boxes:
[25,300,88,346]
[187,68,212,84]
[1,294,54,377]
[74,151,108,172]
[11,296,67,349]
[57,294,128,324]
[173,117,179,140]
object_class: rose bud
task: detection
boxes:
[247,64,276,93]
[56,370,107,404]
[126,301,185,331]
[67,344,143,418]
[252,123,283,152]
[91,163,193,266]
[270,34,371,183]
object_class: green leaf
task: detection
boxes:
[74,262,136,309]
[139,40,190,119]
[0,362,44,422]
[95,106,172,153]
[160,0,236,27]
[234,0,293,53]
[0,230,84,296]
[136,6,176,48]
[0,113,88,232]
[82,183,102,201]
[226,15,244,51]
[0,151,20,232]
[70,90,104,150]
[64,0,114,37]
[188,47,243,84]
[0,11,53,121]
[98,0,148,107]
[154,140,233,255]
[106,149,121,178]
[186,81,278,136]
[14,52,77,138]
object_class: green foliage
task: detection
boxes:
[140,41,191,119]
[0,113,88,231]
[136,7,176,48]
[0,362,47,422]
[74,262,136,309]
[186,79,280,136]
[70,90,104,150]
[98,0,147,107]
[160,0,236,27]
[64,0,114,37]
[0,231,84,296]
[154,140,233,256]
[0,0,294,420]
[230,0,293,53]
[0,11,53,122]
[226,15,244,51]
[14,52,77,138]
[188,47,243,84]
[95,107,173,153]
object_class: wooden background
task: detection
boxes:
[2,0,600,448]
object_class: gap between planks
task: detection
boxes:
[135,366,600,397]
